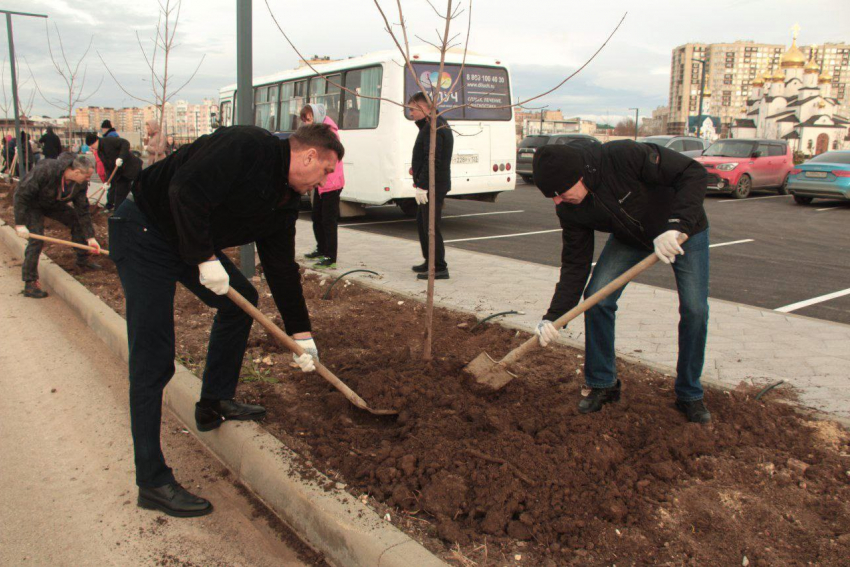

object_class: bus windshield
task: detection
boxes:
[405,63,511,121]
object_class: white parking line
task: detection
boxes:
[341,210,524,227]
[717,195,792,203]
[445,228,561,243]
[709,238,755,248]
[775,288,850,313]
[815,205,847,212]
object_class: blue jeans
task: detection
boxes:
[583,229,710,402]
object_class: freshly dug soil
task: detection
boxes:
[2,191,849,566]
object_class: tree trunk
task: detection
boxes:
[422,107,439,361]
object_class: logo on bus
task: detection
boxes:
[420,71,453,90]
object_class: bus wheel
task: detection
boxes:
[396,199,418,217]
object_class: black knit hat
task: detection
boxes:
[532,144,586,198]
[85,133,99,146]
[101,119,113,129]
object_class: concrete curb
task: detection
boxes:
[0,222,447,567]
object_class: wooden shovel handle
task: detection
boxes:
[500,233,688,366]
[26,233,109,256]
[225,288,372,410]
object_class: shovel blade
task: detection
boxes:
[465,352,517,391]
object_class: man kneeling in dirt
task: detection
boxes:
[109,124,343,517]
[14,152,103,298]
[532,141,711,424]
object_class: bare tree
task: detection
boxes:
[99,0,204,161]
[613,118,636,136]
[29,23,102,148]
[265,0,625,360]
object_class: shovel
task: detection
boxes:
[89,164,121,207]
[15,233,396,416]
[466,234,688,391]
[226,288,397,416]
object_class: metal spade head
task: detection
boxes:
[465,352,517,391]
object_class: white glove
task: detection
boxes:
[535,320,560,348]
[15,225,29,239]
[115,158,124,167]
[102,182,111,191]
[87,238,102,255]
[414,187,429,205]
[293,338,318,372]
[653,230,684,265]
[198,259,229,295]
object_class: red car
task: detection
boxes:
[695,139,794,199]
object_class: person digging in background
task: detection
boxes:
[13,153,102,298]
[408,91,453,280]
[109,123,342,518]
[85,133,143,213]
[532,140,712,424]
[38,126,63,160]
[101,119,119,138]
[300,103,345,269]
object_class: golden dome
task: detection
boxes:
[752,71,766,86]
[768,69,785,82]
[819,72,832,84]
[804,56,820,74]
[703,88,712,97]
[780,39,806,68]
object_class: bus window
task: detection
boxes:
[309,74,341,124]
[341,66,382,129]
[254,85,279,131]
[278,80,307,131]
[220,101,232,127]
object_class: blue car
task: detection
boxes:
[788,150,850,205]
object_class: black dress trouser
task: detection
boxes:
[311,188,341,262]
[416,198,447,270]
[106,177,133,210]
[22,205,88,282]
[109,199,259,488]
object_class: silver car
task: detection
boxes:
[639,135,709,158]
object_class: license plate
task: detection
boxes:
[806,171,828,178]
[452,154,478,165]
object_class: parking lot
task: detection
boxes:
[308,180,850,325]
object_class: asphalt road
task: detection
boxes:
[310,181,850,325]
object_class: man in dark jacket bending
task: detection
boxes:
[13,153,102,298]
[409,92,454,280]
[532,140,711,424]
[85,132,143,211]
[109,124,343,517]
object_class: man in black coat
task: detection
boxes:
[532,140,711,424]
[109,124,343,518]
[38,127,63,159]
[13,153,103,298]
[85,133,142,211]
[409,92,454,280]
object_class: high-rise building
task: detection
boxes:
[75,99,220,140]
[667,37,850,135]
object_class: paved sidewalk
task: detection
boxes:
[294,220,850,420]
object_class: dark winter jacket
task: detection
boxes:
[39,129,62,159]
[411,116,453,199]
[97,136,142,181]
[13,152,95,240]
[543,140,708,322]
[103,128,119,138]
[133,125,311,334]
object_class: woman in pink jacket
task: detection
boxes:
[300,103,345,268]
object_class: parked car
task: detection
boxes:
[695,139,794,199]
[787,150,850,205]
[516,134,600,183]
[639,135,709,157]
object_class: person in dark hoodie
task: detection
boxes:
[109,124,343,518]
[531,140,711,424]
[408,91,454,280]
[101,119,119,138]
[13,153,102,298]
[38,126,63,159]
[85,132,143,212]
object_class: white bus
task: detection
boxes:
[219,47,516,217]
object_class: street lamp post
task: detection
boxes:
[236,0,255,277]
[694,58,708,138]
[1,9,48,178]
[629,107,639,140]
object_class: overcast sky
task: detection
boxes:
[5,0,849,124]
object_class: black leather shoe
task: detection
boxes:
[195,399,267,432]
[417,269,449,280]
[138,482,213,517]
[305,249,324,259]
[578,380,621,414]
[76,259,102,270]
[411,262,428,273]
[675,399,712,424]
[23,281,49,299]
